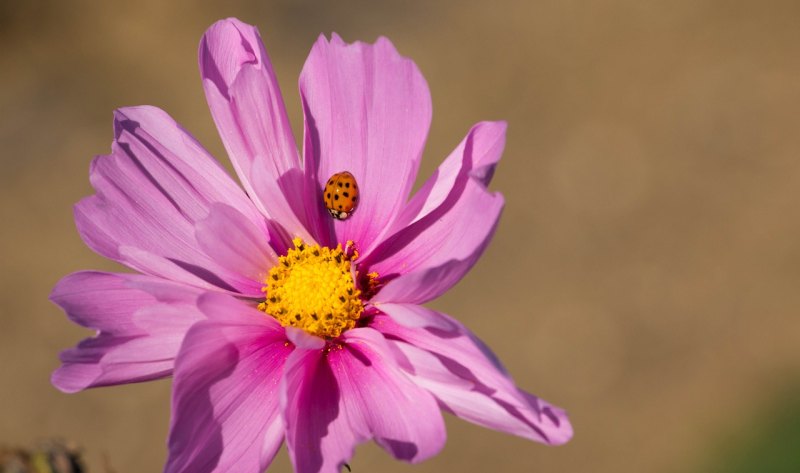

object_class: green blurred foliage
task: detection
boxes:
[705,386,800,473]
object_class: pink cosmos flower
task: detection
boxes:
[52,18,572,473]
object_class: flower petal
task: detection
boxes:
[282,327,445,473]
[50,271,205,393]
[280,344,359,473]
[166,293,291,473]
[300,34,432,254]
[364,122,505,294]
[75,106,265,294]
[392,121,506,231]
[200,18,315,242]
[373,305,573,446]
[369,178,503,305]
[285,327,326,350]
[195,202,277,289]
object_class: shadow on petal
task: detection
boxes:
[380,439,419,462]
[167,340,238,472]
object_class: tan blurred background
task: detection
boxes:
[2,0,800,471]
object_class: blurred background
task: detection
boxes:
[2,0,800,471]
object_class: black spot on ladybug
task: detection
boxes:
[345,182,350,188]
[328,180,334,185]
[338,182,343,187]
[326,193,331,198]
[338,205,343,209]
[343,192,349,197]
[334,195,339,200]
[352,196,358,201]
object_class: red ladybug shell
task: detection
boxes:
[323,171,359,220]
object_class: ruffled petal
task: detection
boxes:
[199,18,316,242]
[373,305,573,446]
[300,34,432,254]
[75,106,267,295]
[391,121,505,231]
[364,122,505,299]
[50,271,205,393]
[282,327,445,473]
[369,179,503,305]
[166,293,291,473]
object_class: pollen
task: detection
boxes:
[258,238,363,339]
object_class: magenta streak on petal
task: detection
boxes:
[282,327,445,473]
[166,293,291,473]
[281,344,356,473]
[333,328,446,462]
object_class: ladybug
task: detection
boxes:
[323,171,359,220]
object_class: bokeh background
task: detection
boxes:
[2,0,800,471]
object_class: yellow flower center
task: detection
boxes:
[258,238,363,338]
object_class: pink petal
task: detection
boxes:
[50,271,205,393]
[285,327,325,350]
[115,246,244,295]
[365,123,505,303]
[166,293,291,473]
[280,344,360,473]
[282,327,445,473]
[300,34,432,255]
[75,106,265,294]
[373,305,573,446]
[369,178,503,305]
[199,18,316,242]
[362,122,506,284]
[195,203,277,288]
[392,121,506,231]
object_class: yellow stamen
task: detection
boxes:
[259,238,363,338]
